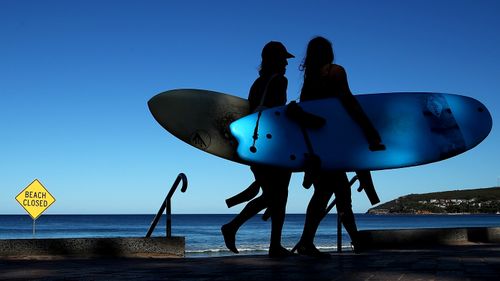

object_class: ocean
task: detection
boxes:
[0,214,499,257]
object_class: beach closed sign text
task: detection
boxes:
[16,179,56,220]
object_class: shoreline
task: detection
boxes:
[1,227,498,259]
[2,214,499,258]
[1,244,499,280]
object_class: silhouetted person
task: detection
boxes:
[294,36,384,257]
[222,41,294,258]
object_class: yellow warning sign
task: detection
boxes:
[15,179,56,220]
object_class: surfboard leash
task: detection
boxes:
[249,74,278,154]
[250,110,263,153]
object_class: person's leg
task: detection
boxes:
[262,170,292,257]
[222,194,267,253]
[222,167,267,253]
[299,178,334,244]
[296,171,335,257]
[334,173,360,249]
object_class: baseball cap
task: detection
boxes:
[261,41,295,60]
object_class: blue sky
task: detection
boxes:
[1,0,499,215]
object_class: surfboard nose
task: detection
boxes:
[229,114,262,162]
[148,92,169,123]
[228,118,249,150]
[148,95,159,118]
[148,90,188,134]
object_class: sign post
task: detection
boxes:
[15,179,56,237]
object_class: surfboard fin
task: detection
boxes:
[355,171,380,205]
[225,181,261,208]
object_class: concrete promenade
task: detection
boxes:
[0,237,185,258]
[1,244,499,280]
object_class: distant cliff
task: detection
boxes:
[367,187,500,214]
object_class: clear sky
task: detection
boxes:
[1,0,499,215]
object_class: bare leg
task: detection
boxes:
[222,195,267,253]
[335,180,359,245]
[259,169,292,257]
[299,180,334,245]
[296,171,346,257]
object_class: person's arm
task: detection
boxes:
[328,65,385,150]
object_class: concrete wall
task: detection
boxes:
[358,227,500,249]
[0,237,185,258]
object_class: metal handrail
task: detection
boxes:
[146,173,188,238]
[323,175,359,218]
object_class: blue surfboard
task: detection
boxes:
[230,92,492,171]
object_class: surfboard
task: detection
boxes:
[230,92,492,171]
[148,89,250,162]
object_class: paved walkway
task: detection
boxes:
[1,244,498,280]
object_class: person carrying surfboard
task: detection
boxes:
[294,36,385,257]
[221,41,295,258]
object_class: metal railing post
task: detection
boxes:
[146,173,188,238]
[337,212,342,253]
[166,198,172,237]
